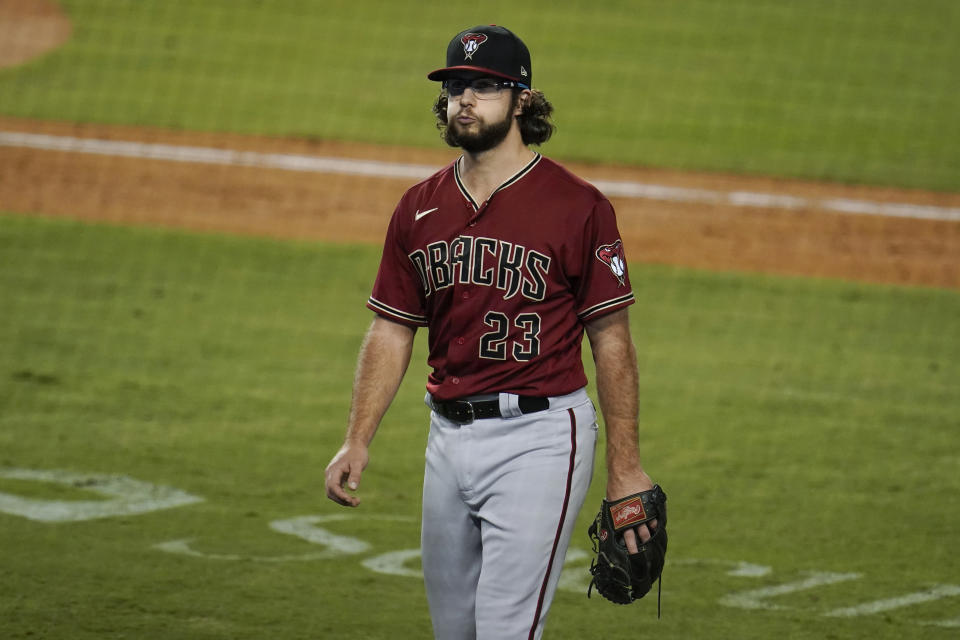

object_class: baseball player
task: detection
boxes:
[325,25,659,639]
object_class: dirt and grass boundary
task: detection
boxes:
[0,2,957,289]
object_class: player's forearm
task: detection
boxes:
[585,310,645,482]
[594,340,642,479]
[344,316,416,446]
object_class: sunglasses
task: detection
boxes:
[443,78,529,99]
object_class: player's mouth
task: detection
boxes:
[455,111,477,124]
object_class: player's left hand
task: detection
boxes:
[606,469,657,554]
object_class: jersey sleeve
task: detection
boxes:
[366,200,429,327]
[574,197,636,321]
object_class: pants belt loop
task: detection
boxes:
[498,392,524,418]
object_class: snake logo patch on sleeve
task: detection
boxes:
[595,239,627,287]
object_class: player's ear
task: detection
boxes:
[514,89,532,116]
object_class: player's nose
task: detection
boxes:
[456,87,478,106]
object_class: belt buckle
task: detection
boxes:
[455,400,475,425]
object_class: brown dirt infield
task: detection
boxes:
[2,115,958,290]
[0,0,71,68]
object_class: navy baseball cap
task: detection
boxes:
[427,25,532,87]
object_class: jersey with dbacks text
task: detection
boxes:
[368,153,634,401]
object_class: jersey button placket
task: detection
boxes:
[467,201,485,228]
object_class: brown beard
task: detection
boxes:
[445,101,515,153]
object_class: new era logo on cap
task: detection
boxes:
[428,25,532,87]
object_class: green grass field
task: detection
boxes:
[1,0,958,190]
[2,214,958,639]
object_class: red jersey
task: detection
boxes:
[367,153,634,400]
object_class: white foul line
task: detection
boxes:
[719,571,862,611]
[824,584,960,618]
[2,130,959,222]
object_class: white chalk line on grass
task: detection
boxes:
[2,130,959,223]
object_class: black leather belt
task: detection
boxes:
[431,395,550,424]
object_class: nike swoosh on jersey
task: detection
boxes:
[415,207,439,221]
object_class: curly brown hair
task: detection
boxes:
[433,89,556,147]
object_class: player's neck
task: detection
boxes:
[458,132,536,205]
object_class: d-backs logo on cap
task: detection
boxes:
[595,239,627,287]
[461,33,488,60]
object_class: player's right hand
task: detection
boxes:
[324,442,369,507]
